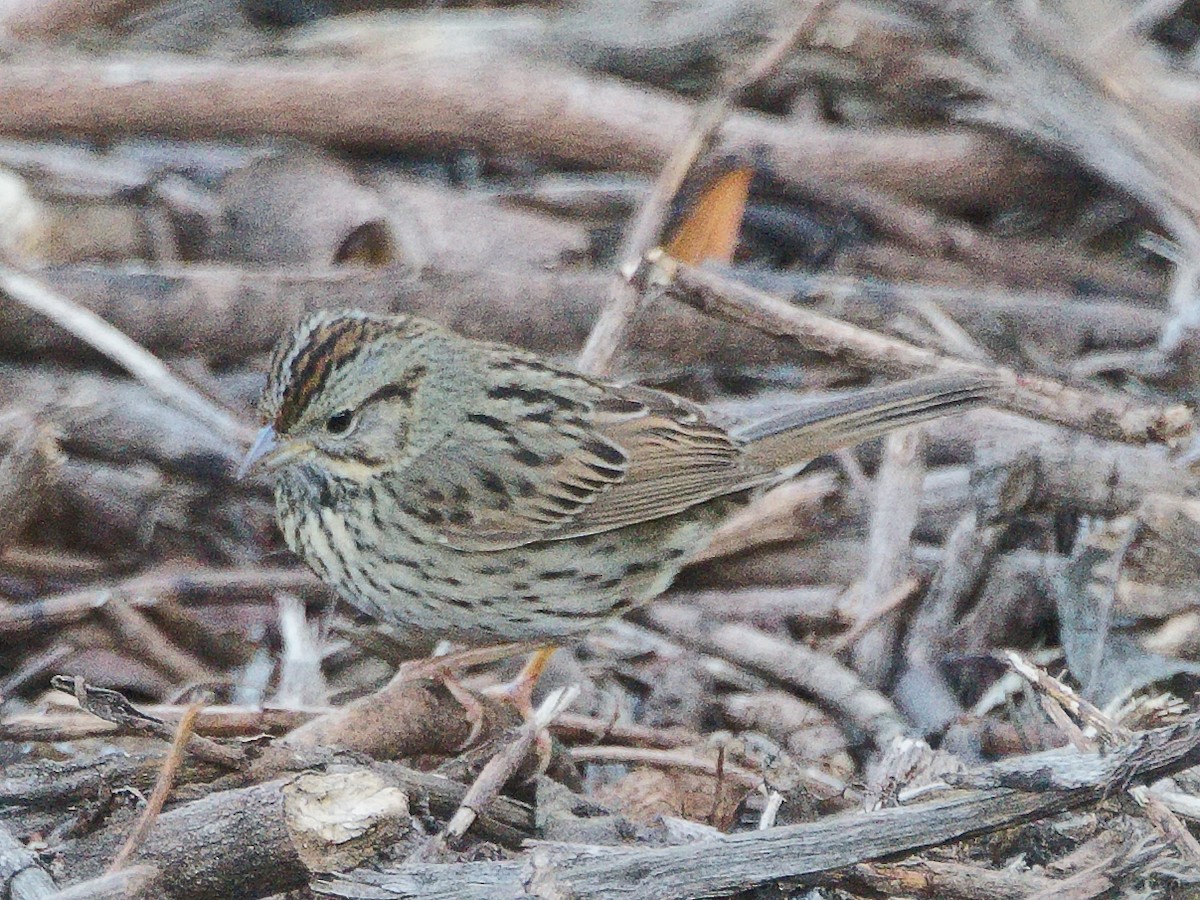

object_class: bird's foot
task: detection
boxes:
[482,646,559,770]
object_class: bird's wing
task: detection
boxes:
[392,363,758,551]
[544,384,762,537]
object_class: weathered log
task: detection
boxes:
[316,716,1200,900]
[54,769,410,900]
[0,54,1044,210]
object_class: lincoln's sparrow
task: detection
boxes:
[241,310,990,648]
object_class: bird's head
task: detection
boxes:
[238,309,442,481]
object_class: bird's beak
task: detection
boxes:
[237,425,287,480]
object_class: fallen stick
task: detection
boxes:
[648,605,908,749]
[316,714,1200,900]
[654,257,1193,445]
[0,266,251,445]
[0,54,1040,210]
[0,264,801,374]
[51,676,245,770]
[0,704,322,742]
[742,269,1165,349]
[0,264,1168,364]
[1,704,698,749]
[282,647,540,760]
[0,566,323,636]
[851,428,924,688]
[436,686,578,851]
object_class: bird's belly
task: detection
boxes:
[281,492,719,644]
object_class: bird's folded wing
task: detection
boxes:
[394,381,755,551]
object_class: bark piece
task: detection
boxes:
[55,770,410,900]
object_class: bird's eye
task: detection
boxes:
[325,410,354,435]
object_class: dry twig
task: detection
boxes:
[652,256,1193,445]
[436,685,579,850]
[108,701,204,873]
[0,266,252,445]
[51,676,245,770]
[578,1,836,375]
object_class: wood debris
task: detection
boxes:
[2,0,1200,897]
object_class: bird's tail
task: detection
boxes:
[736,372,995,472]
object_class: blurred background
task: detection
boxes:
[3,0,1200,893]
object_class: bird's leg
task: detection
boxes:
[436,665,487,749]
[402,641,541,677]
[483,646,558,716]
[483,646,559,772]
